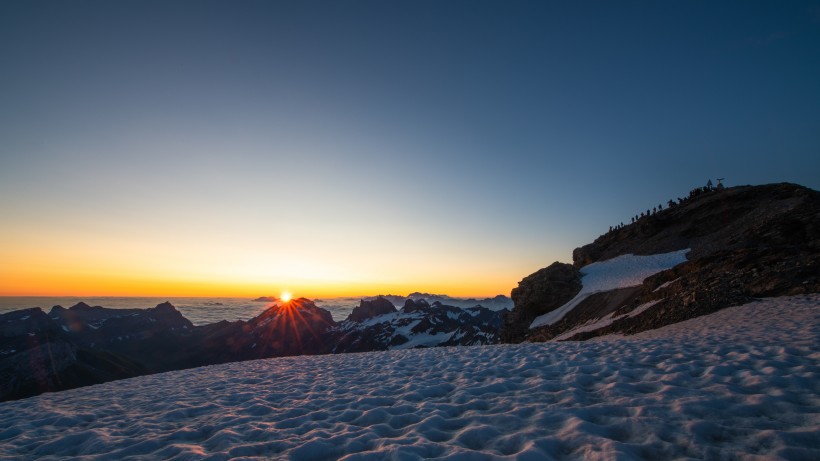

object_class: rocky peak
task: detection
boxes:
[146,302,194,329]
[69,302,95,311]
[333,300,505,353]
[401,298,430,313]
[152,301,176,312]
[253,298,335,327]
[346,296,397,322]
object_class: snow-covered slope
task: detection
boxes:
[0,295,817,460]
[530,249,689,329]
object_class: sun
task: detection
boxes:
[280,291,292,303]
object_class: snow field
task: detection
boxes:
[530,249,690,329]
[0,295,817,460]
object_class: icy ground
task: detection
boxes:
[530,249,690,329]
[1,295,818,460]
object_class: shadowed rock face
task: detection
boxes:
[503,183,820,343]
[502,263,581,343]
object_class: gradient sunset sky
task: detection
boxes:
[1,1,819,298]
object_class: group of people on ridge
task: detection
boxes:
[607,179,724,234]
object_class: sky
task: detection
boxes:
[1,1,819,298]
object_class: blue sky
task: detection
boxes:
[1,1,819,296]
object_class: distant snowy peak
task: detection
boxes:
[333,298,506,352]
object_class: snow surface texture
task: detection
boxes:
[1,295,818,460]
[530,249,690,329]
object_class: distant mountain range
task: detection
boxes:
[253,293,514,311]
[364,293,513,311]
[0,297,507,401]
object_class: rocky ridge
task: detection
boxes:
[333,298,506,353]
[503,183,820,343]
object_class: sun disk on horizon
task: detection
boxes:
[280,291,292,302]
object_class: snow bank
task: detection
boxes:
[0,295,818,460]
[530,249,689,329]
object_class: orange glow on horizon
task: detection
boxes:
[0,213,547,300]
[0,265,518,299]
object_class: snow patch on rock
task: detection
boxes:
[530,249,689,329]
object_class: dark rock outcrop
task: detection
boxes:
[502,262,582,343]
[503,183,820,343]
[346,296,397,322]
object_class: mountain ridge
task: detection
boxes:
[0,296,506,401]
[503,182,820,343]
